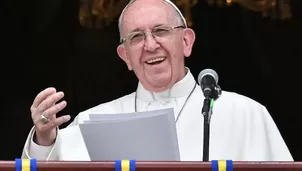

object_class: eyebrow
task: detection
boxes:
[128,24,166,33]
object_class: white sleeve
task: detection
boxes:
[242,103,293,161]
[260,106,294,161]
[21,126,59,160]
[21,114,84,160]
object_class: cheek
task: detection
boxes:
[163,42,184,61]
[127,50,142,67]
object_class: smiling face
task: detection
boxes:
[117,0,196,92]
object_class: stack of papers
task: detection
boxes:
[78,108,180,161]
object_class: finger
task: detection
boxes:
[41,101,67,119]
[42,115,71,131]
[36,92,65,114]
[53,115,71,126]
[32,87,56,109]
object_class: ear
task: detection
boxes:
[182,28,196,58]
[117,45,133,70]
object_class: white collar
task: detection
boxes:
[136,67,197,102]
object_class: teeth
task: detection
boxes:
[146,57,165,64]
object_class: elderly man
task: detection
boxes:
[21,0,293,161]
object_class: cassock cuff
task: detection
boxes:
[26,126,57,160]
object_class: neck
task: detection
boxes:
[151,67,188,93]
[136,67,196,101]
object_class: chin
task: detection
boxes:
[137,70,177,92]
[143,79,175,92]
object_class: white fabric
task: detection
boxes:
[21,68,293,161]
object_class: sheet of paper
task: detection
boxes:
[79,108,180,161]
[87,108,174,122]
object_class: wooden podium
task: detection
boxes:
[0,160,301,171]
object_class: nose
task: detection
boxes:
[143,32,160,52]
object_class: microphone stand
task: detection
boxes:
[201,84,221,161]
[202,97,211,161]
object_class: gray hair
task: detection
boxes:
[118,0,188,43]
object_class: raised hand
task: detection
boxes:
[30,87,71,146]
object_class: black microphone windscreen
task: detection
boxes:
[197,69,219,85]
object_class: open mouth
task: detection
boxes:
[145,57,166,65]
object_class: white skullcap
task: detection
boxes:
[162,0,187,27]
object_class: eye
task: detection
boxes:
[128,32,145,44]
[129,33,144,41]
[153,27,171,37]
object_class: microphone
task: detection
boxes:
[198,69,221,100]
[197,69,222,162]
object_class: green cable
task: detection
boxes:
[210,99,214,108]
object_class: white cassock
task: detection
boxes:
[21,68,293,161]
